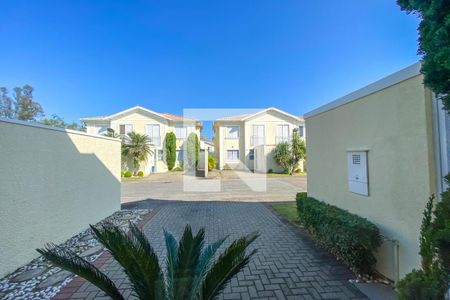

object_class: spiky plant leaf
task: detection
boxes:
[191,237,227,299]
[172,225,205,300]
[90,223,165,300]
[164,229,179,299]
[201,232,259,300]
[37,244,124,300]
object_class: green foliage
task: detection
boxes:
[420,195,435,274]
[165,132,176,171]
[122,132,153,175]
[173,166,184,172]
[124,171,132,178]
[291,129,306,174]
[397,269,445,300]
[137,171,144,177]
[208,154,216,171]
[273,142,292,174]
[37,224,258,300]
[397,0,450,111]
[13,85,44,121]
[296,193,382,275]
[40,114,85,131]
[434,175,450,278]
[0,87,14,118]
[186,133,199,170]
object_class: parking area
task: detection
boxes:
[121,170,307,203]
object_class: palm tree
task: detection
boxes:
[37,224,258,300]
[122,132,153,175]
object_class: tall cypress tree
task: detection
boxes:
[165,132,176,170]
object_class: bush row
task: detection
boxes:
[296,192,382,275]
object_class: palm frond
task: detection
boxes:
[37,244,124,300]
[90,223,165,300]
[191,237,227,299]
[201,232,259,300]
[164,229,179,299]
[172,225,205,300]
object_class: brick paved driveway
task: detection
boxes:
[67,201,366,299]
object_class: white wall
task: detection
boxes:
[0,119,121,277]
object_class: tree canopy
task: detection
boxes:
[397,0,450,111]
[165,132,176,170]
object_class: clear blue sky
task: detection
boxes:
[0,1,420,138]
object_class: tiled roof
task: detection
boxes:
[216,114,252,121]
[161,113,197,121]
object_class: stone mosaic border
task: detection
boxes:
[0,209,151,300]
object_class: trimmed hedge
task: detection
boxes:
[124,171,132,178]
[296,192,382,275]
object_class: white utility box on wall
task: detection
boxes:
[347,151,369,196]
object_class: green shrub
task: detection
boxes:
[137,171,144,177]
[397,269,445,300]
[267,169,273,174]
[208,154,216,171]
[121,171,125,177]
[173,166,184,171]
[165,132,176,170]
[186,133,199,169]
[296,193,382,275]
[124,171,132,178]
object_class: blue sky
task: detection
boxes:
[0,1,420,138]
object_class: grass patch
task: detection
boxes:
[271,202,299,224]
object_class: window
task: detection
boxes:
[227,150,239,161]
[249,149,254,160]
[146,124,161,145]
[174,126,187,139]
[119,124,133,135]
[299,126,304,138]
[157,150,164,161]
[276,125,290,143]
[251,125,265,146]
[225,126,240,139]
[347,151,369,196]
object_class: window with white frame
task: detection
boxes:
[174,126,187,139]
[276,124,290,143]
[299,125,304,138]
[225,126,240,139]
[157,149,164,161]
[145,124,161,145]
[251,125,265,146]
[227,150,239,161]
[119,124,133,135]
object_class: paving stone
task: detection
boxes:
[10,267,48,282]
[53,201,368,299]
[80,245,104,257]
[37,271,72,289]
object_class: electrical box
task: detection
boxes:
[347,151,369,196]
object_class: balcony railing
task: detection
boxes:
[275,136,290,144]
[250,136,265,146]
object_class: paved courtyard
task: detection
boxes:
[65,201,366,299]
[121,170,307,203]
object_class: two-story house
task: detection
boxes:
[213,107,305,172]
[81,106,202,175]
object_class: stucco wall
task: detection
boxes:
[0,119,121,277]
[305,75,436,279]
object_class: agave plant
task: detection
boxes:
[37,223,258,300]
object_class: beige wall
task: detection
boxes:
[0,119,121,277]
[305,75,436,279]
